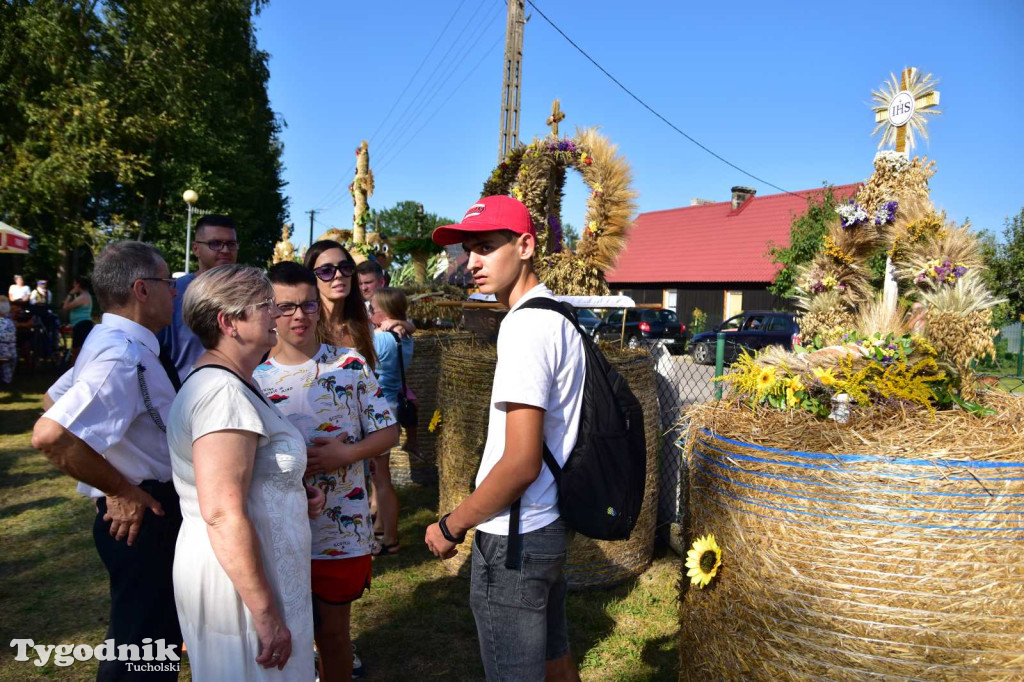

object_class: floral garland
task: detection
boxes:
[482,129,637,295]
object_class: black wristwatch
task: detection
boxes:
[439,513,466,544]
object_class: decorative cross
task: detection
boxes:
[546,99,566,137]
[872,67,941,154]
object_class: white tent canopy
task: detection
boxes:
[0,222,30,254]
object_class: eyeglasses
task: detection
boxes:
[312,261,356,282]
[276,300,320,317]
[195,239,240,252]
[252,296,280,312]
[138,277,177,289]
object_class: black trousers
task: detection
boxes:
[93,480,182,681]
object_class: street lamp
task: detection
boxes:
[183,190,199,274]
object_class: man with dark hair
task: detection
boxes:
[424,196,584,682]
[158,214,238,380]
[33,240,182,681]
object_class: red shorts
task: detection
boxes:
[310,555,372,605]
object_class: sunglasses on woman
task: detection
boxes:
[312,261,356,282]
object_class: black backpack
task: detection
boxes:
[504,298,647,569]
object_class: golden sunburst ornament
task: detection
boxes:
[871,68,941,152]
[685,533,722,588]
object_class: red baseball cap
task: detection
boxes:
[431,195,535,246]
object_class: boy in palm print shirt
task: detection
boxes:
[255,262,398,682]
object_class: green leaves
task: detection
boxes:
[0,0,287,280]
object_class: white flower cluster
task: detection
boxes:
[873,150,910,174]
[836,202,868,227]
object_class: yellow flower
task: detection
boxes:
[428,409,442,433]
[587,220,599,234]
[784,377,804,407]
[685,533,722,589]
[812,367,836,386]
[755,366,777,393]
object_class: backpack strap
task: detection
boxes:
[504,297,577,569]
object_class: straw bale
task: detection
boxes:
[436,341,660,589]
[390,330,473,487]
[678,395,1024,680]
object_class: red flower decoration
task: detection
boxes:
[584,157,593,165]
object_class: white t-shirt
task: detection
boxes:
[8,284,30,301]
[43,314,176,497]
[475,284,586,535]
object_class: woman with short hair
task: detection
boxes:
[167,264,321,680]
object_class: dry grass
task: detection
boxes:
[678,397,1024,680]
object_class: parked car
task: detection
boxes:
[689,311,800,365]
[575,308,603,338]
[595,308,688,353]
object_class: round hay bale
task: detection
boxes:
[391,330,474,487]
[436,340,660,589]
[678,395,1024,680]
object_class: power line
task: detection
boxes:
[323,2,502,214]
[314,0,485,211]
[375,34,504,175]
[374,13,503,173]
[372,0,498,161]
[524,0,801,198]
[366,0,471,145]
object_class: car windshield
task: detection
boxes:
[720,315,744,331]
[577,308,599,321]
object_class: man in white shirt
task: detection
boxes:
[424,196,584,682]
[8,274,30,303]
[157,214,238,381]
[33,241,182,681]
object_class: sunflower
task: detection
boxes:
[785,377,804,408]
[428,409,442,433]
[685,533,722,589]
[812,367,837,386]
[755,367,778,394]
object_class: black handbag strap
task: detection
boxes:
[183,363,270,408]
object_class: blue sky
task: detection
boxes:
[255,0,1023,251]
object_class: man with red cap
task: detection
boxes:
[424,195,584,682]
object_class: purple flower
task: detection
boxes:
[548,214,564,252]
[953,265,967,278]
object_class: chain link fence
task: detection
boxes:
[622,339,725,541]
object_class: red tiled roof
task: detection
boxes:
[606,184,860,285]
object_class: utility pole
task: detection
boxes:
[306,209,317,246]
[498,0,526,162]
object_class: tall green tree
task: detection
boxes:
[369,200,453,269]
[984,207,1024,324]
[0,0,286,293]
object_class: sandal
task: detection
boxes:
[372,542,400,556]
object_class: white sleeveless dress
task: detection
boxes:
[167,368,314,681]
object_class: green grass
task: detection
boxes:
[0,372,680,681]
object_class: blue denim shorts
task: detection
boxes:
[469,517,570,682]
